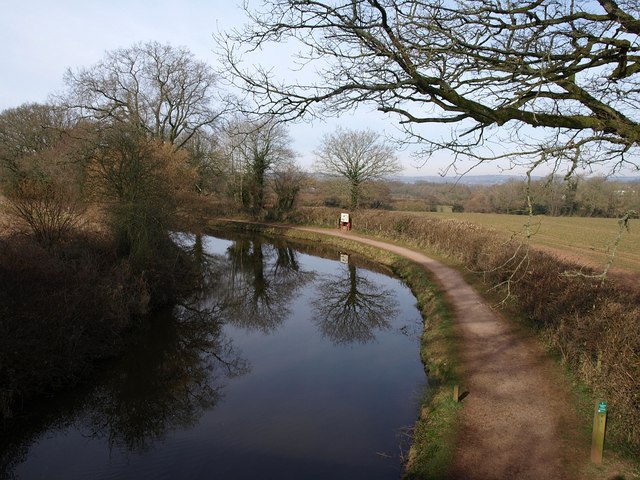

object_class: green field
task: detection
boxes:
[415,212,640,276]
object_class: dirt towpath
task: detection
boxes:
[296,226,580,479]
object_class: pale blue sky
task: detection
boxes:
[1,0,243,107]
[0,0,476,176]
[3,1,625,178]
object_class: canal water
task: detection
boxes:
[4,232,426,480]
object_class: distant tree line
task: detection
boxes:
[300,176,640,218]
[460,176,639,217]
[391,177,639,217]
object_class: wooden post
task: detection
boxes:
[453,385,459,403]
[591,400,607,464]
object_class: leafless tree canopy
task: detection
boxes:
[227,119,296,176]
[64,41,222,149]
[224,118,297,210]
[219,0,640,176]
[315,127,400,208]
[272,162,307,211]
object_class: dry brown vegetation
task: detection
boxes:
[0,202,198,419]
[281,207,640,453]
[0,231,148,418]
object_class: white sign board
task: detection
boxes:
[340,253,350,264]
[340,213,350,223]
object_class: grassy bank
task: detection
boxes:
[206,219,462,478]
[395,258,462,480]
[0,233,143,418]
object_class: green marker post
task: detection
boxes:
[591,400,607,464]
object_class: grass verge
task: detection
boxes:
[395,258,461,480]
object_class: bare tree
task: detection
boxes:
[86,124,196,261]
[0,103,86,245]
[272,161,307,211]
[0,103,71,187]
[6,178,84,247]
[218,0,640,177]
[314,127,400,209]
[224,118,296,211]
[64,41,223,149]
[183,129,227,195]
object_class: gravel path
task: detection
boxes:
[298,226,580,479]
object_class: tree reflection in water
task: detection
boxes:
[76,233,315,455]
[72,234,313,453]
[312,263,398,345]
[217,238,315,333]
[1,233,414,478]
[78,303,249,453]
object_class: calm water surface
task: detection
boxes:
[5,233,425,480]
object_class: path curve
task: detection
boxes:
[295,226,579,479]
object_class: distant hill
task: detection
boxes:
[611,176,640,183]
[392,175,640,185]
[392,175,536,185]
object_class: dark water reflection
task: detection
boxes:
[78,307,249,455]
[312,263,397,345]
[2,232,425,480]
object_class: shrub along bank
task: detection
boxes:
[0,234,141,419]
[275,207,640,455]
[0,231,196,421]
